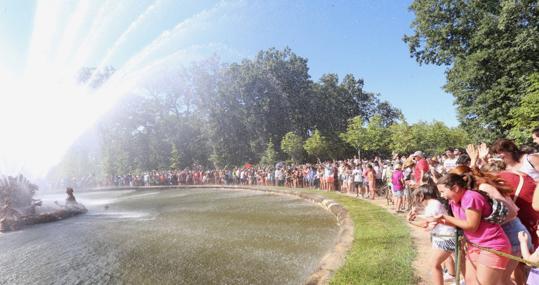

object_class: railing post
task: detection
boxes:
[455,229,463,284]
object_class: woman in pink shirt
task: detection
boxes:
[434,173,511,285]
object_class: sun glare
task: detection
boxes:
[0,1,158,179]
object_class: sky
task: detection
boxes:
[0,0,456,177]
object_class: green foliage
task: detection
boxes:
[507,73,539,144]
[389,121,415,155]
[169,144,181,170]
[405,0,539,141]
[341,117,472,157]
[339,116,364,151]
[259,139,277,166]
[303,129,329,160]
[280,132,304,163]
[340,115,390,157]
[362,115,391,156]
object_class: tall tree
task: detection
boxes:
[340,115,391,158]
[303,129,329,161]
[389,121,416,155]
[404,0,539,141]
[506,73,539,144]
[280,132,304,163]
[260,139,278,166]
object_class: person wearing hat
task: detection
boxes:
[412,151,429,185]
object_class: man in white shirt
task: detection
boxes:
[443,148,457,172]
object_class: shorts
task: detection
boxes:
[432,237,456,252]
[392,190,403,198]
[466,246,510,270]
[326,177,334,183]
[403,187,411,197]
[501,218,533,255]
[354,182,361,187]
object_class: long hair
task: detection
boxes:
[480,161,506,173]
[450,165,512,196]
[491,138,524,162]
[437,173,470,189]
[413,183,440,205]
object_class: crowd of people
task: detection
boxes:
[403,133,539,285]
[57,128,539,285]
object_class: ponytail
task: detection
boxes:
[452,165,513,197]
[461,173,474,189]
[437,173,469,189]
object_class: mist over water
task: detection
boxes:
[0,188,338,284]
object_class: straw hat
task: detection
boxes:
[403,157,415,168]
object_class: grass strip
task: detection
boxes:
[310,191,416,285]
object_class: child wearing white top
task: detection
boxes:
[407,184,458,285]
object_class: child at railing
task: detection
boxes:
[407,184,458,285]
[518,229,539,285]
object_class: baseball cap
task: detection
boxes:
[412,151,424,157]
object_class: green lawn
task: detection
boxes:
[306,191,416,285]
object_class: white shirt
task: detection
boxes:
[353,169,363,182]
[423,199,456,236]
[443,158,457,171]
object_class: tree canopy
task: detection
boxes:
[49,47,469,183]
[404,0,539,141]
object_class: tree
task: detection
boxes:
[339,116,366,152]
[304,129,329,161]
[260,139,277,166]
[169,144,181,170]
[201,48,313,166]
[361,115,391,156]
[389,121,416,155]
[507,73,539,144]
[404,0,539,141]
[280,132,304,163]
[375,101,403,127]
[340,115,390,157]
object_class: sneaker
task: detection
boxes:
[443,272,455,281]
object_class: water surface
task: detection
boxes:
[0,188,338,284]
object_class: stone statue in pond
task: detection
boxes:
[55,187,86,211]
[0,175,86,232]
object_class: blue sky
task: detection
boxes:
[0,0,457,126]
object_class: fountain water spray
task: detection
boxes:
[0,0,244,180]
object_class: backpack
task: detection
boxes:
[477,190,509,224]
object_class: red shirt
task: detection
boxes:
[414,158,429,183]
[498,171,539,247]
